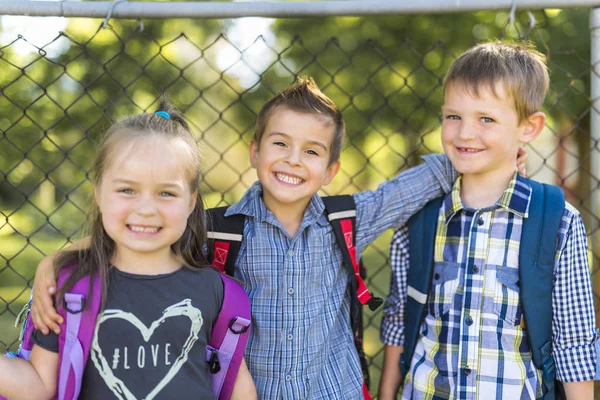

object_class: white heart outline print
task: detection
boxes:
[90,299,203,400]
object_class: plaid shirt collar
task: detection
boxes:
[443,171,532,225]
[225,181,329,231]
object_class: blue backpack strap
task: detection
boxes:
[207,206,245,276]
[520,180,565,400]
[402,196,444,377]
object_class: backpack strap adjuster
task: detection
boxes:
[366,296,383,311]
[228,317,251,334]
[63,293,86,314]
[208,349,221,374]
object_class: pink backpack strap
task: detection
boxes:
[56,266,102,400]
[206,273,251,400]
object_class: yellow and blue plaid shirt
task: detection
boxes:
[382,173,597,400]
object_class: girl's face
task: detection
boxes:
[95,136,196,269]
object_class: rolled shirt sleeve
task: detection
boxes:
[552,205,598,382]
[381,226,410,347]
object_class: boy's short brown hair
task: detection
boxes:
[443,41,549,122]
[254,77,345,165]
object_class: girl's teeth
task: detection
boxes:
[130,226,159,233]
[276,173,303,185]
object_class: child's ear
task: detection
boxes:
[519,112,546,144]
[323,160,341,186]
[249,140,259,169]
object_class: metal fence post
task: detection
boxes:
[590,8,600,321]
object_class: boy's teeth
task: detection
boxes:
[276,173,303,185]
[129,225,159,233]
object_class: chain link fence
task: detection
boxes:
[0,7,598,396]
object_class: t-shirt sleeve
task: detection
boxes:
[31,329,59,353]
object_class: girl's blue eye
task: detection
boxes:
[160,192,176,197]
[274,141,286,147]
[306,149,319,156]
[445,115,460,120]
[481,117,494,123]
[119,188,134,195]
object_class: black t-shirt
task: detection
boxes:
[33,266,223,400]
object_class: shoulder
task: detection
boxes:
[554,200,586,251]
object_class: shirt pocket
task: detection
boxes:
[493,265,522,326]
[428,262,460,319]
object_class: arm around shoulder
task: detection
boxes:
[0,345,58,400]
[31,237,91,334]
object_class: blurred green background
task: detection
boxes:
[0,5,598,398]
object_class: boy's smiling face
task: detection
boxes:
[441,83,544,184]
[250,107,340,216]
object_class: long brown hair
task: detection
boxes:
[54,98,209,308]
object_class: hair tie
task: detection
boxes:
[155,110,171,120]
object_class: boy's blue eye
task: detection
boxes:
[160,191,176,197]
[119,188,134,195]
[445,115,460,120]
[274,141,286,147]
[481,117,494,123]
[306,149,319,156]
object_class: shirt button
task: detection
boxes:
[434,273,440,280]
[287,334,293,341]
[287,250,294,256]
[477,217,484,226]
[466,316,473,326]
[472,266,479,274]
[464,367,472,376]
[288,288,295,295]
[285,374,292,382]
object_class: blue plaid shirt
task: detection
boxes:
[381,173,598,399]
[226,154,456,399]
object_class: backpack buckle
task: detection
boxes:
[63,294,86,314]
[366,296,383,311]
[208,349,221,374]
[228,317,250,334]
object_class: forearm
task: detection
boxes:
[562,380,593,400]
[355,155,455,250]
[378,345,404,400]
[0,356,54,400]
[230,357,257,400]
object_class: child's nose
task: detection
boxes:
[458,122,476,140]
[136,195,157,215]
[286,147,302,165]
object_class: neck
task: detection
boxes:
[460,168,515,209]
[112,248,181,275]
[262,196,307,238]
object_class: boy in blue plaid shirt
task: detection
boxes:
[379,42,597,400]
[29,78,458,399]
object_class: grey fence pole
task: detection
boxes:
[2,0,600,19]
[591,8,600,314]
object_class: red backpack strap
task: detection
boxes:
[322,195,382,398]
[206,274,251,400]
[322,195,383,311]
[207,206,245,276]
[56,265,102,400]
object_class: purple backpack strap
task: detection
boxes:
[56,266,102,400]
[206,273,251,400]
